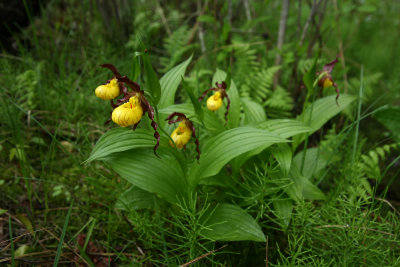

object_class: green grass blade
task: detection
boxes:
[53,202,73,267]
[9,217,15,267]
[352,65,364,163]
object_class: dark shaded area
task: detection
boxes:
[0,0,44,51]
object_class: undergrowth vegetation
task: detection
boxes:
[1,0,399,266]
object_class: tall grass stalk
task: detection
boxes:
[53,201,74,267]
[352,65,364,163]
[9,217,15,267]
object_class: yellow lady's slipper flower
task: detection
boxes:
[95,78,120,100]
[317,58,340,105]
[199,81,231,124]
[166,112,200,160]
[322,78,333,89]
[111,96,143,127]
[170,121,192,148]
[206,91,223,111]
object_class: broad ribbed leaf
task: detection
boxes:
[130,51,142,82]
[257,119,312,138]
[270,143,292,176]
[106,149,186,204]
[212,69,240,128]
[232,120,311,169]
[273,199,293,227]
[86,128,156,163]
[190,127,287,184]
[159,103,224,133]
[115,186,158,210]
[292,147,339,180]
[286,164,325,201]
[294,94,356,147]
[201,203,266,242]
[158,56,192,108]
[303,57,317,92]
[141,42,162,105]
[374,106,400,141]
[242,98,267,124]
[182,78,204,121]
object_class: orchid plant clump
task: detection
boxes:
[88,51,353,245]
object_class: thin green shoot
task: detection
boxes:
[53,201,74,267]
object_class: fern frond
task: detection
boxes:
[264,86,293,118]
[358,143,399,182]
[349,72,383,102]
[13,64,42,110]
[232,45,260,96]
[159,26,197,73]
[250,66,281,104]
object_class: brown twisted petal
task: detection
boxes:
[117,76,142,94]
[224,92,231,124]
[100,64,122,77]
[322,58,339,73]
[198,88,219,102]
[188,121,200,161]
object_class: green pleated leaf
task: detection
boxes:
[270,143,292,176]
[232,120,311,170]
[212,69,240,128]
[201,203,266,242]
[198,169,235,188]
[115,186,159,210]
[190,127,287,185]
[158,56,192,109]
[273,199,293,227]
[294,94,356,148]
[373,106,400,141]
[182,78,204,121]
[303,57,317,93]
[286,164,326,201]
[106,149,186,204]
[292,147,339,180]
[159,103,224,133]
[130,51,142,82]
[85,128,156,163]
[241,98,267,124]
[141,42,162,105]
[257,119,312,139]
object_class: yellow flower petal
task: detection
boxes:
[323,78,333,89]
[112,96,143,127]
[169,121,192,148]
[206,91,223,111]
[95,78,120,100]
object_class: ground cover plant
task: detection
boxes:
[1,0,400,266]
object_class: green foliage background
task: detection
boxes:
[0,0,399,265]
